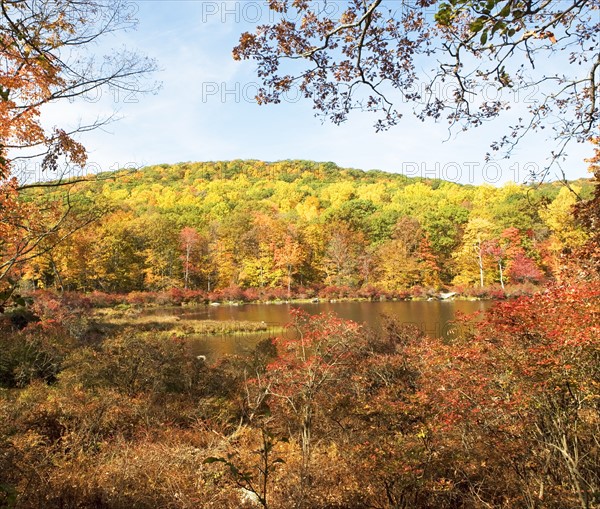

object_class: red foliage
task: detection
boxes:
[241,287,261,302]
[19,290,93,342]
[126,291,157,306]
[220,285,245,302]
[317,285,353,300]
[409,285,428,298]
[260,286,290,301]
[356,285,382,300]
[86,291,127,308]
[167,288,185,305]
[388,288,411,300]
[293,285,317,299]
[413,281,600,505]
[506,250,544,283]
[31,290,91,321]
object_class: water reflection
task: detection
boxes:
[145,300,494,359]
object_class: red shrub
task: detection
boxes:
[219,285,245,302]
[357,285,381,300]
[126,291,158,306]
[389,289,410,300]
[318,285,354,300]
[410,285,427,299]
[87,291,126,308]
[295,285,317,299]
[242,287,261,302]
[486,286,507,300]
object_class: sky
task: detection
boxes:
[32,0,597,186]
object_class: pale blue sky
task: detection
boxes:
[40,1,596,185]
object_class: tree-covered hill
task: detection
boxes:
[21,160,593,296]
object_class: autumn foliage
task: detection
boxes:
[2,1,598,506]
[1,277,598,508]
[10,159,595,301]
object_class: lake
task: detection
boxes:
[145,300,495,359]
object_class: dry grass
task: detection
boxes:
[93,311,283,336]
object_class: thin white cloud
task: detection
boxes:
[34,0,594,184]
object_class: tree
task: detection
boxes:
[481,238,507,289]
[417,282,600,507]
[91,211,146,292]
[322,223,365,287]
[179,226,209,290]
[238,213,285,289]
[47,221,100,291]
[453,217,495,287]
[422,202,470,282]
[1,0,157,168]
[138,215,180,290]
[327,198,377,235]
[500,226,544,284]
[481,227,543,288]
[541,186,589,278]
[180,227,199,289]
[274,231,305,297]
[0,182,102,301]
[262,309,364,507]
[574,137,600,278]
[0,0,157,295]
[234,1,598,175]
[375,217,440,290]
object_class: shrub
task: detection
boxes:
[182,289,207,304]
[60,330,205,396]
[504,282,538,298]
[126,291,155,306]
[29,290,91,339]
[0,326,76,388]
[269,286,290,301]
[357,285,381,300]
[167,288,185,305]
[486,286,506,300]
[389,289,410,300]
[318,285,354,300]
[294,285,317,299]
[410,285,427,299]
[220,285,245,302]
[242,287,261,302]
[87,291,126,308]
[207,289,223,303]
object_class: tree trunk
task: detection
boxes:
[184,245,191,289]
[477,239,485,287]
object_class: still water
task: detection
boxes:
[148,300,494,359]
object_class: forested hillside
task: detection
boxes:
[21,160,592,298]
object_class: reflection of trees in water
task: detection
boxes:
[188,300,493,358]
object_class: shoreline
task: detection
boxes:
[93,292,516,311]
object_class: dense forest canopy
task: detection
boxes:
[17,159,593,296]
